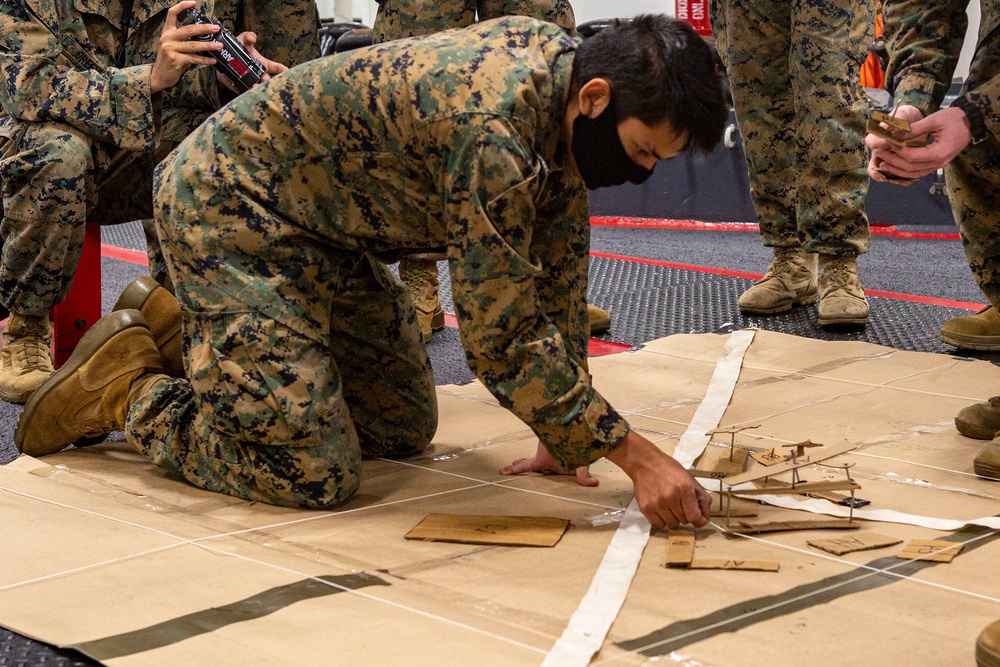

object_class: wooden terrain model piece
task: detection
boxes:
[664,528,779,572]
[719,439,863,532]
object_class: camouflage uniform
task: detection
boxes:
[884,0,1000,309]
[142,18,629,507]
[372,0,575,341]
[708,0,875,256]
[241,0,319,68]
[372,0,575,40]
[0,0,318,317]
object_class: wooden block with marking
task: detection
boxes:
[665,530,695,567]
[724,519,861,536]
[405,513,570,547]
[897,539,963,563]
[808,532,903,556]
[749,448,790,467]
[695,446,750,477]
[688,559,780,572]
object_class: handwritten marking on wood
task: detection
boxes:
[749,448,790,467]
[665,531,695,567]
[688,559,779,572]
[405,514,570,547]
[897,539,963,563]
[808,532,903,556]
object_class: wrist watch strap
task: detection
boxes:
[952,96,989,145]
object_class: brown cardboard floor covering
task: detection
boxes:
[1,331,999,666]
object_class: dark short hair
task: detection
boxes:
[571,15,727,154]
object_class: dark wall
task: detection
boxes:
[589,112,956,227]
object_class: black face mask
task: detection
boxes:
[571,98,656,190]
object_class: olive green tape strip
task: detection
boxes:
[71,572,389,661]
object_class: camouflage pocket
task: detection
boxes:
[189,311,334,447]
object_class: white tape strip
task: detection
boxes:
[741,490,1000,531]
[540,498,649,666]
[542,331,755,666]
[672,328,756,468]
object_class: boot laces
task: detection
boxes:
[14,337,53,371]
[767,248,803,278]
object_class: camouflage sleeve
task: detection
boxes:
[0,3,158,151]
[962,25,1000,142]
[432,115,629,470]
[883,0,967,114]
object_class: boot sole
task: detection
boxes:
[420,309,446,344]
[590,315,612,334]
[0,382,42,405]
[973,459,1000,482]
[14,310,148,456]
[739,293,818,315]
[978,640,1000,667]
[941,331,1000,351]
[817,315,869,328]
[956,417,1000,441]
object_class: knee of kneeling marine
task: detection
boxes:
[361,411,437,461]
[289,452,363,510]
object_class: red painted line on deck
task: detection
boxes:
[443,312,629,355]
[101,244,149,266]
[589,216,961,241]
[590,250,986,311]
[100,241,983,356]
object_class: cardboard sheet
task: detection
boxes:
[2,331,1000,666]
[405,513,570,547]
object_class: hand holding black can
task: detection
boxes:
[176,7,266,92]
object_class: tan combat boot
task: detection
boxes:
[588,304,611,334]
[738,246,817,314]
[401,256,444,343]
[974,435,1000,481]
[14,309,167,458]
[816,254,869,327]
[0,312,55,403]
[956,396,1000,440]
[941,305,1000,351]
[113,275,184,377]
[978,619,1000,667]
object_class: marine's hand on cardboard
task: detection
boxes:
[500,441,599,487]
[215,31,288,92]
[605,429,712,530]
[151,1,222,94]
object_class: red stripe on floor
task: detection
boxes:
[101,244,149,266]
[99,244,984,338]
[588,339,633,356]
[589,217,961,241]
[590,250,986,311]
[591,250,763,280]
[443,313,630,355]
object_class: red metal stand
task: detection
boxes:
[51,221,102,367]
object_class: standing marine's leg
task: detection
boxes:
[939,34,1000,477]
[477,0,576,33]
[0,123,90,402]
[792,0,873,327]
[710,0,817,316]
[939,30,1000,354]
[372,0,474,41]
[372,0,472,343]
[240,0,321,68]
[712,0,873,327]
